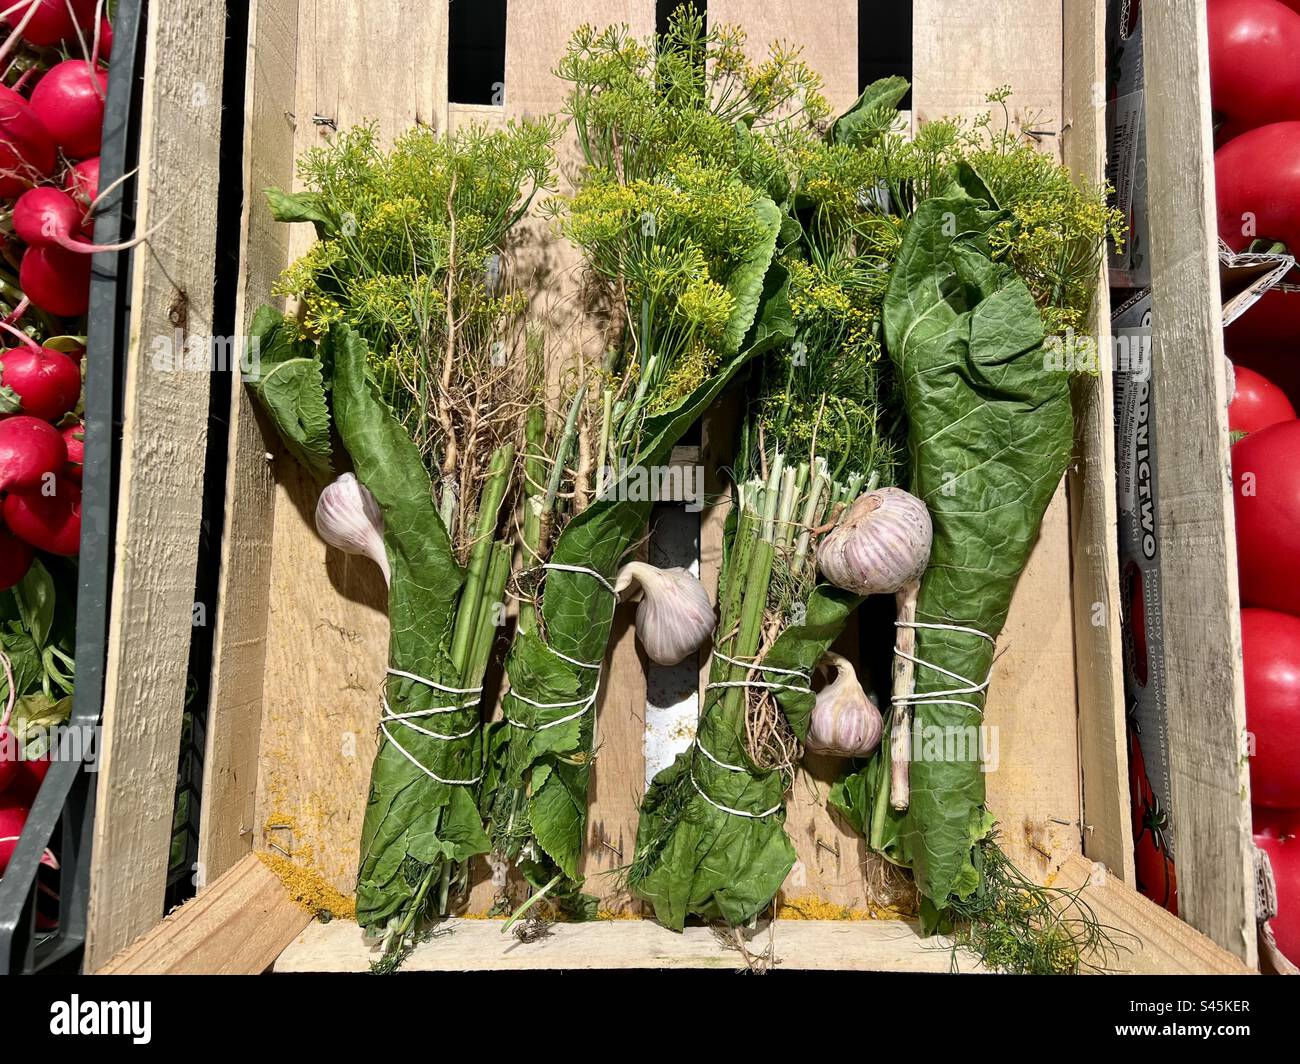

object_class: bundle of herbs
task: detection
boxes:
[823,91,1126,973]
[629,79,913,932]
[478,11,819,917]
[248,119,556,968]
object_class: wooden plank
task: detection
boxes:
[912,0,1063,134]
[275,914,976,972]
[911,0,1080,882]
[1055,855,1254,975]
[199,0,299,887]
[95,855,311,975]
[85,0,228,970]
[1140,0,1256,965]
[709,0,859,113]
[1061,0,1134,882]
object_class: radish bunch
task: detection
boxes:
[1209,0,1300,968]
[0,5,116,590]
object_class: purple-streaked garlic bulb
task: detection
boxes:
[315,472,390,585]
[614,561,715,666]
[806,652,883,758]
[816,486,932,596]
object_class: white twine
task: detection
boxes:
[688,771,782,819]
[541,562,616,596]
[704,650,812,695]
[504,685,599,731]
[693,738,746,773]
[891,620,995,714]
[503,563,609,729]
[378,667,483,786]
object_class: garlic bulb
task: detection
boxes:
[315,472,390,586]
[806,653,883,758]
[614,561,715,666]
[816,486,932,596]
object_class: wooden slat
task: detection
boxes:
[199,0,300,886]
[1140,0,1256,965]
[911,0,1081,883]
[1055,855,1253,975]
[85,0,228,969]
[912,0,1063,133]
[1061,0,1134,882]
[275,915,975,972]
[95,856,311,975]
[710,0,859,112]
[273,855,1249,974]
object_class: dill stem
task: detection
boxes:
[544,383,586,513]
[449,442,515,687]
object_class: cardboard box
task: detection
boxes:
[1107,0,1148,288]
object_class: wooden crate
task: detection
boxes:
[85,0,1256,974]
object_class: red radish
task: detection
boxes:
[97,15,111,58]
[2,0,97,48]
[19,244,90,318]
[1233,420,1300,613]
[1216,121,1300,253]
[0,83,56,199]
[0,802,30,876]
[1241,608,1300,807]
[0,415,66,493]
[14,186,145,257]
[1230,346,1300,412]
[64,155,98,209]
[28,59,107,160]
[1228,361,1296,433]
[3,477,82,555]
[1254,816,1300,965]
[0,331,82,422]
[0,647,17,796]
[60,419,83,483]
[2,752,50,807]
[1208,0,1300,132]
[0,524,35,591]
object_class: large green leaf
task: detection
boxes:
[720,197,783,354]
[327,324,488,929]
[244,309,333,482]
[830,76,910,146]
[869,190,1073,916]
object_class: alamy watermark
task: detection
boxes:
[149,329,262,378]
[596,460,704,512]
[1043,327,1151,382]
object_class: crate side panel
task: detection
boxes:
[1140,0,1255,965]
[86,0,228,968]
[1061,0,1133,882]
[200,0,301,886]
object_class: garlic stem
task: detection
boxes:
[889,578,920,811]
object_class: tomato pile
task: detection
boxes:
[0,2,112,906]
[1211,0,1300,968]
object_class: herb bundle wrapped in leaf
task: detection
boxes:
[828,94,1123,969]
[630,82,910,930]
[480,12,823,911]
[248,120,556,966]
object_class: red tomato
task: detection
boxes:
[1241,608,1300,807]
[1216,121,1300,252]
[1129,723,1178,913]
[1233,421,1300,613]
[1226,286,1300,354]
[1254,819,1300,965]
[1229,361,1297,432]
[1208,0,1300,132]
[1229,348,1300,413]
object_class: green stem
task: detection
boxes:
[520,403,547,634]
[544,384,586,513]
[450,442,515,686]
[468,541,512,680]
[501,871,564,934]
